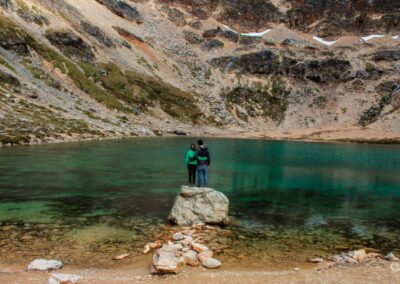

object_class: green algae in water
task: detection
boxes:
[68,225,136,245]
[0,201,53,223]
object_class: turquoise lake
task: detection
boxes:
[0,137,400,266]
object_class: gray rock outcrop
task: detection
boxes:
[95,0,144,23]
[169,186,229,226]
[211,50,352,83]
[45,30,95,63]
[373,48,400,62]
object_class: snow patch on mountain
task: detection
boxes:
[362,34,385,42]
[223,25,271,37]
[313,36,337,46]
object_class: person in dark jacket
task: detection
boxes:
[185,143,197,185]
[193,139,210,187]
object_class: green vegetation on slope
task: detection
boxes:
[0,15,201,121]
[78,62,200,121]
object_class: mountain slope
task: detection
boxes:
[0,0,399,145]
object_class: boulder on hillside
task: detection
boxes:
[373,48,400,61]
[95,0,144,23]
[162,5,186,26]
[0,33,29,55]
[45,30,95,62]
[169,186,229,226]
[0,70,20,89]
[210,50,278,75]
[80,21,116,48]
[288,59,352,83]
[201,39,224,51]
[183,31,204,44]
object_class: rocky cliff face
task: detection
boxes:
[0,0,399,145]
[161,0,400,36]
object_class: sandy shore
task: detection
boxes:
[1,259,400,283]
[208,126,400,144]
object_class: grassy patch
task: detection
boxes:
[80,63,201,121]
[15,0,29,10]
[0,56,16,72]
[0,15,126,111]
[25,37,127,111]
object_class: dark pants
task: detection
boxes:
[188,164,196,185]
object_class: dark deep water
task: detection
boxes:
[0,137,400,265]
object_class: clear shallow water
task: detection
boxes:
[0,138,400,266]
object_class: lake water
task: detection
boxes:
[0,137,400,267]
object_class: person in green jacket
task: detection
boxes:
[185,143,197,185]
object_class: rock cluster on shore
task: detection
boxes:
[146,186,228,274]
[145,223,223,274]
[308,249,400,266]
[27,259,83,283]
[48,274,83,284]
[169,186,229,226]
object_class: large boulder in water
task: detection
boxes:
[169,186,229,226]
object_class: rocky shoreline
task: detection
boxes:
[1,126,400,148]
[2,186,399,283]
[7,228,400,283]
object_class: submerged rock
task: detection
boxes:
[48,274,83,284]
[152,244,186,274]
[304,215,328,229]
[169,186,229,226]
[28,259,63,271]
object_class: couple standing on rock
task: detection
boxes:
[185,139,211,187]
